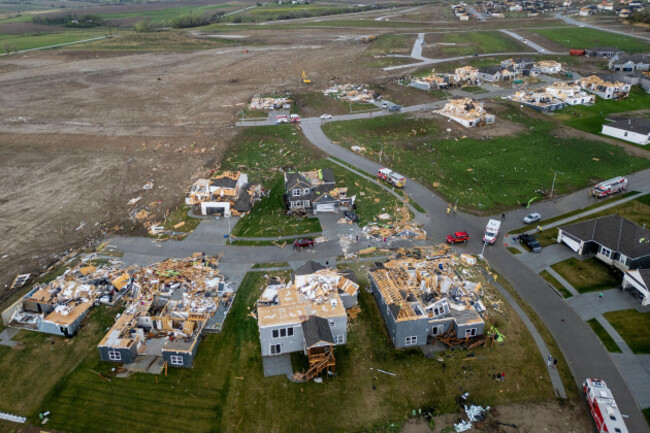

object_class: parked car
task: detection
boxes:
[320,113,332,119]
[388,105,402,112]
[381,102,389,109]
[294,238,315,249]
[523,212,541,224]
[446,231,469,244]
[343,211,359,222]
[519,234,542,252]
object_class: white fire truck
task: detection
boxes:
[583,378,628,433]
[377,168,406,188]
[591,177,628,198]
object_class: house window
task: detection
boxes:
[170,355,184,366]
[108,349,121,361]
[303,200,310,208]
[292,188,301,197]
[270,343,282,355]
[273,329,279,338]
[624,132,628,137]
[329,320,335,327]
[303,188,310,195]
[334,335,344,344]
[432,326,439,336]
[601,247,612,258]
[465,328,477,337]
[272,327,293,338]
[405,336,417,346]
[280,328,286,337]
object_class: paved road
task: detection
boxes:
[555,13,650,41]
[382,50,562,71]
[374,6,421,21]
[410,33,426,61]
[499,29,550,54]
[0,35,115,57]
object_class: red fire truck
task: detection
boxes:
[583,378,628,433]
[591,177,628,198]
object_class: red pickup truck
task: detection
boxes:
[446,231,469,244]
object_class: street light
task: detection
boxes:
[379,142,384,164]
[479,239,488,260]
[550,170,564,198]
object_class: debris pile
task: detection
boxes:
[435,98,495,128]
[248,95,293,111]
[323,84,378,103]
[545,81,595,105]
[97,254,234,369]
[577,75,631,100]
[507,90,566,111]
[362,222,427,240]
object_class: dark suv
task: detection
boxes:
[519,234,542,253]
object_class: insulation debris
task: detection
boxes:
[323,84,378,103]
[248,95,293,111]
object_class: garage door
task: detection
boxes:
[560,234,581,253]
[316,203,336,213]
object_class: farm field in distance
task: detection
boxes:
[529,27,650,53]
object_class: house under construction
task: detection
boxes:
[185,171,263,216]
[256,261,359,382]
[97,255,234,370]
[368,246,486,349]
[435,98,495,128]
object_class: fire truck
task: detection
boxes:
[591,177,628,198]
[377,168,406,188]
[583,378,628,433]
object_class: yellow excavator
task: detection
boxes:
[301,70,311,84]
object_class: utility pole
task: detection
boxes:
[550,170,563,198]
[379,142,384,164]
[479,239,488,260]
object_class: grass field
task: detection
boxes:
[529,28,650,53]
[532,193,650,246]
[98,3,234,24]
[586,318,622,353]
[441,31,527,56]
[539,270,572,298]
[603,309,650,354]
[31,266,559,433]
[552,87,650,140]
[506,246,521,254]
[0,28,109,52]
[322,110,650,211]
[551,258,619,294]
[366,33,415,56]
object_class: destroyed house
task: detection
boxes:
[2,261,131,338]
[435,98,495,128]
[577,75,631,100]
[98,256,234,369]
[545,82,595,105]
[368,248,485,349]
[476,66,517,82]
[256,262,359,361]
[185,171,262,216]
[557,215,650,271]
[508,91,566,112]
[284,169,355,214]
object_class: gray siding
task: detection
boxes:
[162,350,194,368]
[371,278,398,344]
[427,317,454,336]
[340,292,358,309]
[394,317,428,349]
[98,345,137,364]
[260,324,304,357]
[454,321,485,338]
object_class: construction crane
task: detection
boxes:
[301,70,311,84]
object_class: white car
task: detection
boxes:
[381,102,389,108]
[320,114,332,119]
[523,212,541,224]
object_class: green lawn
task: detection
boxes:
[529,27,650,53]
[98,3,234,24]
[322,110,650,211]
[441,31,527,56]
[0,28,109,52]
[587,318,622,353]
[552,87,650,146]
[550,258,619,294]
[506,246,521,255]
[16,263,560,433]
[251,262,290,269]
[366,33,415,56]
[603,309,650,354]
[68,30,236,51]
[539,270,572,298]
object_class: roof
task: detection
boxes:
[285,171,311,190]
[606,118,650,135]
[294,260,327,276]
[478,65,502,75]
[613,54,649,64]
[210,177,238,188]
[301,316,334,347]
[560,215,650,259]
[588,46,619,52]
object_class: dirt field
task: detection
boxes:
[402,399,593,433]
[0,28,390,298]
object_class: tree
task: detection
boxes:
[133,18,154,32]
[3,44,10,54]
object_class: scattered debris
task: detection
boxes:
[435,98,495,128]
[10,273,31,290]
[323,84,378,104]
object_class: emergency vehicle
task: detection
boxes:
[591,177,628,198]
[377,168,406,188]
[583,378,628,433]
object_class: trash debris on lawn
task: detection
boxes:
[350,145,366,153]
[362,222,427,240]
[454,420,472,432]
[465,404,489,422]
[142,181,154,190]
[248,95,293,111]
[128,197,142,205]
[323,84,378,103]
[10,273,31,289]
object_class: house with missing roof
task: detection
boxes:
[368,247,486,349]
[185,171,263,216]
[284,168,355,214]
[577,75,631,100]
[601,118,650,145]
[256,261,359,381]
[557,215,650,272]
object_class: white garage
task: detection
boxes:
[314,203,336,213]
[558,230,582,253]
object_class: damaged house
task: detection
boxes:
[545,81,595,105]
[98,255,234,370]
[435,98,495,127]
[476,65,518,82]
[256,261,359,381]
[368,247,486,349]
[577,75,631,100]
[284,168,355,214]
[508,90,566,112]
[186,171,262,216]
[2,260,131,338]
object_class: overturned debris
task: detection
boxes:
[323,84,378,104]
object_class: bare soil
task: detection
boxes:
[403,399,592,433]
